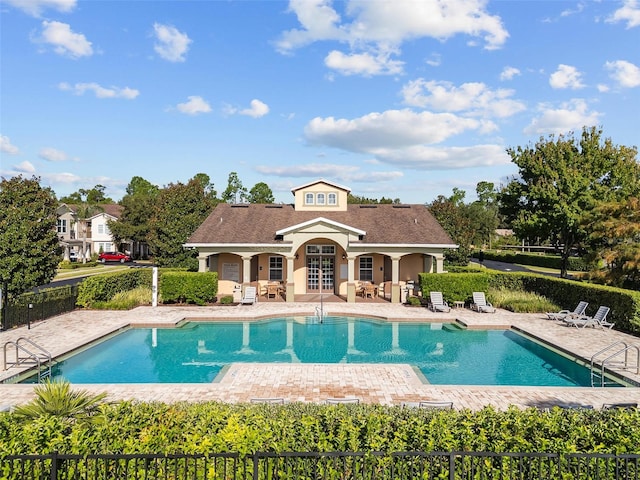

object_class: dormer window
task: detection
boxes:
[328,193,337,205]
[305,193,314,205]
[316,193,325,205]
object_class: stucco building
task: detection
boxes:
[185,180,456,303]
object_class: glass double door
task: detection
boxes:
[307,256,334,293]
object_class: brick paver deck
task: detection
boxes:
[2,303,639,410]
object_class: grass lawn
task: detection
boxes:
[54,264,130,281]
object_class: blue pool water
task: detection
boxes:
[38,317,603,386]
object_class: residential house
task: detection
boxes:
[185,179,457,303]
[56,204,125,260]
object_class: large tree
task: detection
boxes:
[498,127,639,278]
[0,176,61,298]
[427,188,474,265]
[247,182,274,204]
[108,176,160,258]
[148,175,217,269]
[585,197,640,289]
[59,185,113,204]
[467,181,500,249]
[221,172,247,204]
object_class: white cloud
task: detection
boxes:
[176,96,211,115]
[523,99,601,135]
[606,0,640,28]
[401,79,526,118]
[302,109,510,169]
[58,82,139,99]
[39,147,68,162]
[324,49,403,76]
[371,144,510,169]
[500,66,521,81]
[153,23,191,62]
[13,161,36,174]
[239,99,270,118]
[605,60,640,87]
[38,20,93,58]
[425,53,441,67]
[0,135,20,154]
[276,0,508,76]
[549,64,585,89]
[597,84,610,93]
[3,0,76,17]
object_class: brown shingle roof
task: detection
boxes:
[187,203,454,245]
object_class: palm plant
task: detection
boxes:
[12,380,107,421]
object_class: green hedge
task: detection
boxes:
[481,250,590,271]
[420,271,640,334]
[1,402,639,455]
[160,271,218,305]
[76,269,153,307]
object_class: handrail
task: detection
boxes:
[590,341,639,387]
[3,337,52,382]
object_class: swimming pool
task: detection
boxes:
[29,316,614,386]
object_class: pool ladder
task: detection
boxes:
[3,337,52,383]
[590,341,640,387]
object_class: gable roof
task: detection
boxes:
[58,204,123,219]
[290,179,351,194]
[187,203,455,246]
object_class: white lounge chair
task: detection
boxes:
[429,291,451,312]
[547,301,588,321]
[325,398,360,404]
[471,292,496,313]
[240,286,257,305]
[564,306,614,329]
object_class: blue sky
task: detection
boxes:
[1,0,639,204]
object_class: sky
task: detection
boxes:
[1,0,639,205]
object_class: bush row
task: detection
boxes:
[76,269,218,307]
[1,402,639,455]
[76,269,153,307]
[480,250,590,271]
[160,271,218,305]
[419,271,640,333]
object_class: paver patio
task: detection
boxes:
[1,303,639,410]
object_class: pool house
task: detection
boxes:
[185,179,456,303]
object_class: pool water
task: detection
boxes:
[37,317,605,386]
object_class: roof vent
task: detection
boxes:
[392,205,411,208]
[231,204,249,208]
[266,205,283,208]
[359,205,377,208]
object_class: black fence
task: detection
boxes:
[1,451,639,479]
[1,286,78,331]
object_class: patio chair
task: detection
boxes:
[418,400,454,409]
[325,398,360,404]
[240,286,257,305]
[429,292,451,312]
[250,397,285,404]
[546,301,588,321]
[471,292,496,313]
[564,306,613,329]
[602,402,637,410]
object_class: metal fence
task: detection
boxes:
[1,451,639,480]
[1,286,78,331]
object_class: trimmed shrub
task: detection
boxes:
[76,269,152,307]
[420,272,491,305]
[160,271,218,305]
[1,402,639,455]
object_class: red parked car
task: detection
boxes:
[98,251,132,263]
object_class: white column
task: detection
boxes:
[242,256,252,283]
